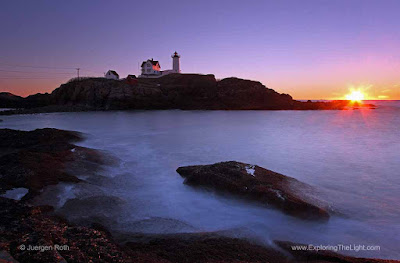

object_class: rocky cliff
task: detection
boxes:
[49,74,295,110]
[1,74,373,114]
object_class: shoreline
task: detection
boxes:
[0,104,376,116]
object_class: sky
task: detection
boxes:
[0,0,399,99]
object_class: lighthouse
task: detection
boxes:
[138,52,181,78]
[172,51,180,73]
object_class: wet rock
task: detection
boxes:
[0,128,105,199]
[1,195,395,263]
[0,188,29,200]
[125,232,291,263]
[120,217,197,234]
[275,241,399,263]
[0,128,81,149]
[177,161,329,221]
[0,197,130,263]
[0,250,19,263]
[58,196,125,226]
[0,197,290,263]
[31,182,107,209]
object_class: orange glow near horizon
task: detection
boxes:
[345,90,365,102]
[343,85,370,102]
[257,75,398,101]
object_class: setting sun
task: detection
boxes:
[345,90,365,102]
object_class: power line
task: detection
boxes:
[0,62,99,72]
[0,61,76,70]
[0,69,75,74]
[0,61,105,82]
[0,77,72,80]
[0,60,104,75]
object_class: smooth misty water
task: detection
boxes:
[1,101,399,259]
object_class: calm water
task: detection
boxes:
[1,101,399,259]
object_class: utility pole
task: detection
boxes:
[76,68,80,80]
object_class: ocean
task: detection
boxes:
[1,100,399,259]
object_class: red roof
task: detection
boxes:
[141,59,160,68]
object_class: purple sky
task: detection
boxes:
[1,0,399,99]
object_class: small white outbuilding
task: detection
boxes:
[105,70,119,80]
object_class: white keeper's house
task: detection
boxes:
[139,51,181,78]
[140,59,161,77]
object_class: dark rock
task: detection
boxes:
[1,197,288,263]
[0,92,23,108]
[118,217,197,234]
[0,128,81,150]
[124,232,291,263]
[275,241,399,263]
[0,92,52,109]
[24,93,52,108]
[0,128,105,198]
[216,77,294,110]
[292,100,376,110]
[0,197,130,263]
[58,196,125,226]
[176,161,329,221]
[1,195,395,263]
[0,250,19,263]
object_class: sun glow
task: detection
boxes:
[344,85,370,102]
[345,90,365,102]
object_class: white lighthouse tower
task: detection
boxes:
[172,51,181,73]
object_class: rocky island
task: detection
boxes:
[0,74,374,115]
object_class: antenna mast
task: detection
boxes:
[76,68,80,80]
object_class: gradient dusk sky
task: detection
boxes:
[1,0,399,99]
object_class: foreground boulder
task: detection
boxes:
[0,128,105,199]
[177,161,329,221]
